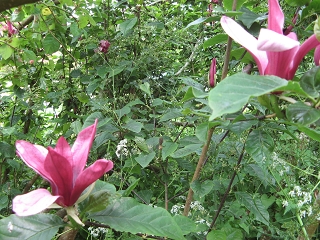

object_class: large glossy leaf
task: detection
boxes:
[245,129,274,163]
[43,34,60,54]
[300,66,320,98]
[235,192,269,226]
[0,214,64,240]
[88,197,185,239]
[123,119,143,133]
[119,17,137,35]
[286,102,320,125]
[173,215,197,235]
[203,34,228,49]
[191,180,214,198]
[135,151,156,168]
[171,144,203,158]
[208,73,288,120]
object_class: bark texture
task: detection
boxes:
[0,0,40,12]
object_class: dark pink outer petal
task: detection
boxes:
[268,0,284,34]
[289,35,320,79]
[71,119,98,178]
[13,189,60,216]
[44,148,74,206]
[16,140,54,185]
[220,16,268,75]
[70,159,113,205]
[314,45,320,66]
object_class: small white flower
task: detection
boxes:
[7,222,13,233]
[297,200,304,208]
[289,190,295,197]
[282,200,289,208]
[300,210,306,218]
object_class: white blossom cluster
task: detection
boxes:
[283,185,313,219]
[115,139,129,158]
[271,152,290,176]
[88,226,108,238]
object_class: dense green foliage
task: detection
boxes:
[1,0,320,239]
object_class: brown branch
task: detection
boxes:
[1,0,40,12]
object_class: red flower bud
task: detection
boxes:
[98,40,110,54]
[208,58,216,88]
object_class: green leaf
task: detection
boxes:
[245,129,274,163]
[124,119,143,133]
[0,44,13,60]
[186,17,207,28]
[300,66,320,98]
[276,81,309,97]
[123,178,140,197]
[119,17,138,35]
[134,136,149,153]
[0,142,15,158]
[297,125,320,141]
[0,214,64,239]
[238,7,267,28]
[171,144,202,158]
[115,106,131,119]
[160,108,183,122]
[43,34,60,54]
[191,180,214,198]
[139,82,151,97]
[77,92,89,103]
[23,49,37,62]
[208,73,288,120]
[207,230,227,240]
[81,191,112,214]
[162,141,178,160]
[223,0,247,10]
[135,151,156,168]
[203,34,228,49]
[286,102,320,125]
[78,15,89,28]
[82,112,104,129]
[246,164,275,187]
[235,192,269,226]
[0,195,8,211]
[173,215,197,235]
[89,197,185,239]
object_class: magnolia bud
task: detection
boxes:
[208,58,216,88]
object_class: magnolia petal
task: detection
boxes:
[65,206,85,226]
[290,35,320,79]
[54,137,73,164]
[265,47,298,79]
[268,0,284,34]
[13,189,59,216]
[220,16,267,74]
[44,148,74,206]
[70,159,113,205]
[71,119,98,178]
[257,29,299,52]
[15,140,54,183]
[314,45,320,66]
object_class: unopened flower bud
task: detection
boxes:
[208,58,216,88]
[98,40,110,54]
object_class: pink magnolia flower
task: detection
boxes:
[13,119,113,216]
[220,0,320,80]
